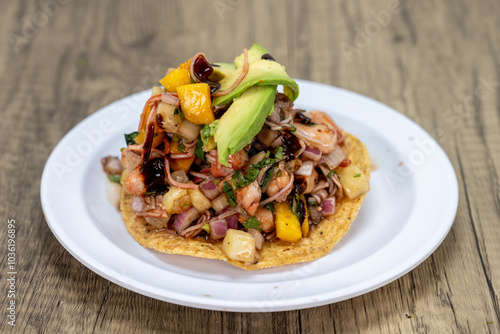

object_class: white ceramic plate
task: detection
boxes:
[41,80,458,312]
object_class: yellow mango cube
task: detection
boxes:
[274,202,302,243]
[176,83,215,125]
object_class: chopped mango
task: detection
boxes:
[177,83,215,125]
[274,202,302,243]
[159,60,192,92]
[169,141,195,171]
[335,163,370,199]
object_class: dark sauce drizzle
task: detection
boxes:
[193,56,221,93]
[140,157,167,195]
[282,133,302,161]
[261,53,276,61]
[142,122,155,162]
[293,111,315,126]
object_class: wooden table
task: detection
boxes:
[1,0,499,332]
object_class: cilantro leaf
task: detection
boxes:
[201,120,219,146]
[242,217,261,232]
[195,138,205,161]
[221,181,237,207]
[262,166,275,189]
[178,141,185,153]
[353,173,361,177]
[108,174,121,183]
[174,108,184,119]
[264,202,275,212]
[275,146,284,160]
[326,170,337,178]
[124,131,139,146]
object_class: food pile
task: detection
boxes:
[101,44,370,269]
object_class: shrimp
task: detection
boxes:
[307,110,345,144]
[124,167,146,196]
[235,181,261,215]
[293,122,337,154]
[266,170,293,202]
[211,149,249,177]
[254,207,275,233]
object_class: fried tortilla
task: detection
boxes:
[120,133,370,270]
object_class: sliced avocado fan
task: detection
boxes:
[214,85,277,166]
[212,44,299,106]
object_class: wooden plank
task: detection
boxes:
[0,0,499,332]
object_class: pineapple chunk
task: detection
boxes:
[335,164,370,199]
[162,187,191,214]
[187,188,212,213]
[222,229,256,263]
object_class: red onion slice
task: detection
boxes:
[173,207,199,233]
[323,146,347,170]
[303,146,322,161]
[200,179,220,199]
[131,196,146,212]
[294,161,314,176]
[161,92,180,107]
[224,214,238,229]
[248,228,264,250]
[321,197,336,216]
[209,219,228,239]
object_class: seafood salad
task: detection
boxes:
[101,44,370,269]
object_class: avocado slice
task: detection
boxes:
[215,85,277,166]
[234,43,268,68]
[212,60,299,106]
[209,62,237,82]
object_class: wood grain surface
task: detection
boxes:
[1,0,499,333]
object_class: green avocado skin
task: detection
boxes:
[215,85,277,166]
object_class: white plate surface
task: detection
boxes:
[41,80,458,312]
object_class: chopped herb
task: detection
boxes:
[214,179,220,185]
[353,173,361,177]
[174,108,184,119]
[242,217,261,232]
[275,146,284,160]
[262,166,275,189]
[264,202,275,212]
[322,162,327,167]
[201,120,219,146]
[276,171,282,177]
[290,126,297,133]
[308,200,318,207]
[222,181,237,207]
[108,174,121,183]
[124,131,139,146]
[405,314,414,319]
[326,170,337,178]
[171,134,180,141]
[265,151,271,157]
[280,115,285,121]
[232,169,258,189]
[120,147,125,152]
[487,321,493,324]
[178,141,185,153]
[202,223,210,233]
[182,203,188,207]
[195,138,205,161]
[232,157,275,190]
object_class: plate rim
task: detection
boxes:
[41,79,459,312]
